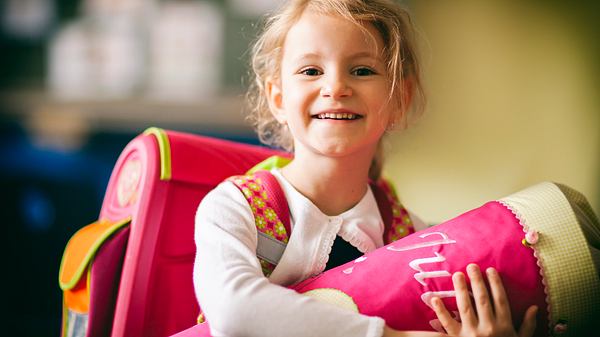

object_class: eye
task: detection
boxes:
[352,67,376,76]
[299,67,322,76]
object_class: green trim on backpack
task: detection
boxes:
[246,155,292,174]
[143,127,172,181]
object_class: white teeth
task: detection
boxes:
[315,112,359,120]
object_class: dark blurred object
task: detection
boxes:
[2,0,55,40]
[0,120,130,337]
[0,0,80,90]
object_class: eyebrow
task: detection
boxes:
[294,51,381,63]
[349,51,380,60]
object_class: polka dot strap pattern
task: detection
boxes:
[228,171,291,277]
[371,179,415,244]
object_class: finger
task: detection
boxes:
[466,264,494,324]
[518,305,538,337]
[431,296,461,334]
[453,271,477,327]
[486,267,512,323]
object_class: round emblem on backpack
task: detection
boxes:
[117,158,142,207]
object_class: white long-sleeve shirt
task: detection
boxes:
[193,169,425,337]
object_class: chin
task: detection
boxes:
[314,144,367,159]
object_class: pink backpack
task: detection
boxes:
[59,128,285,337]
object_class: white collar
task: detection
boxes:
[270,168,385,254]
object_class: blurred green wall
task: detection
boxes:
[387,1,600,222]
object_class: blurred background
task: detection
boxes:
[0,0,598,336]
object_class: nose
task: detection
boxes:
[320,74,352,99]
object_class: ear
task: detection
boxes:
[266,78,286,124]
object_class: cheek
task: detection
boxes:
[368,83,394,110]
[282,82,314,107]
[363,91,388,113]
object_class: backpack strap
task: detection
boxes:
[370,179,416,244]
[229,155,415,274]
[228,170,291,277]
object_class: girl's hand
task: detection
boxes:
[431,264,538,337]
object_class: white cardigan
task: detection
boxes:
[193,169,425,337]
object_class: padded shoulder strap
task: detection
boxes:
[228,170,291,277]
[370,179,415,244]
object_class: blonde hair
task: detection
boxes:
[246,0,425,179]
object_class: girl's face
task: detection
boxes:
[267,10,395,159]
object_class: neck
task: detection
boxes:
[281,148,376,216]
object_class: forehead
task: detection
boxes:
[282,9,384,61]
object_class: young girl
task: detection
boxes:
[193,1,537,336]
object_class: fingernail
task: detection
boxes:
[486,267,496,275]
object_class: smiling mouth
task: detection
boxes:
[313,112,363,120]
